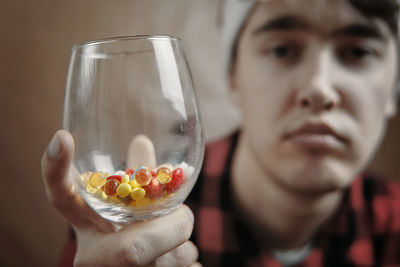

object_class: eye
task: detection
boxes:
[264,42,301,64]
[337,45,377,66]
[271,44,300,59]
[272,45,292,58]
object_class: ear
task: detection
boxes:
[384,86,398,118]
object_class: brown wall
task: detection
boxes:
[0,1,399,266]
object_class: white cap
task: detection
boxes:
[220,0,257,74]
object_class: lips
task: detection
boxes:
[283,122,348,152]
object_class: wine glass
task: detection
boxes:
[63,35,204,224]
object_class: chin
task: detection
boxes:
[266,155,358,195]
[286,173,351,195]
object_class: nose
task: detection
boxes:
[297,50,340,112]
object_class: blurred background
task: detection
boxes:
[1,0,399,266]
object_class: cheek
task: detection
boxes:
[337,71,392,172]
[343,70,391,131]
[236,65,290,143]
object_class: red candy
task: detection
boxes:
[83,164,189,207]
[172,168,183,180]
[104,179,120,196]
[166,168,184,193]
[143,178,164,199]
[107,175,122,183]
[125,168,134,176]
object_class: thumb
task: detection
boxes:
[41,130,115,232]
[41,130,75,202]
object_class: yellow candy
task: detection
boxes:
[116,183,132,198]
[121,174,130,184]
[95,189,108,200]
[89,172,106,188]
[158,164,174,171]
[80,172,92,183]
[85,181,97,193]
[156,167,172,184]
[130,187,146,200]
[129,180,140,188]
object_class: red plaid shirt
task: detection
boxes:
[60,132,400,267]
[187,132,400,267]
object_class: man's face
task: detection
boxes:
[231,0,398,193]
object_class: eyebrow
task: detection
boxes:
[252,15,309,36]
[252,15,386,41]
[332,24,385,40]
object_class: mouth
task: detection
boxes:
[282,122,348,152]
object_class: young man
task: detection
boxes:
[42,0,400,266]
[189,0,400,265]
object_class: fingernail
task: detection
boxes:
[47,133,61,158]
[184,205,194,223]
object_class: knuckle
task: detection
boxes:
[156,242,197,267]
[120,239,148,266]
[173,243,191,263]
[175,215,193,241]
[187,241,199,260]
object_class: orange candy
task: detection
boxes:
[104,179,120,196]
[134,166,152,186]
[82,162,190,207]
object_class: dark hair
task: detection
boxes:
[349,0,399,35]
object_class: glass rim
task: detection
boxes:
[72,34,181,50]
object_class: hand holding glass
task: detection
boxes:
[63,35,204,224]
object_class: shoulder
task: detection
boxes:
[350,173,400,234]
[350,172,400,207]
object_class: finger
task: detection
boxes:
[41,130,75,198]
[154,241,199,267]
[127,135,157,169]
[112,205,194,266]
[188,262,203,267]
[41,130,115,233]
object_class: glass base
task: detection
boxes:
[78,185,187,224]
[98,205,181,224]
